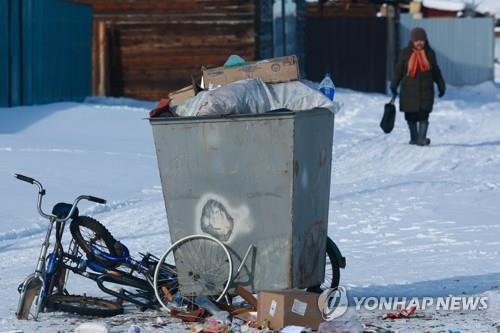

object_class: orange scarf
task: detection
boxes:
[407,49,430,78]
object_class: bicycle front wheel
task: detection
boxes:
[153,234,233,312]
[69,216,121,268]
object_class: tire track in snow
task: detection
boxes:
[0,199,144,246]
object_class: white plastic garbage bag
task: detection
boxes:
[197,78,272,116]
[175,78,271,117]
[173,91,208,117]
[173,78,340,117]
[268,80,339,114]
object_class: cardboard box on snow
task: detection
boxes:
[257,290,324,330]
[202,55,299,88]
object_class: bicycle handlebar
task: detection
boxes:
[14,174,107,222]
[86,195,106,205]
[14,174,35,184]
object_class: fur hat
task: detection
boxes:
[410,27,427,42]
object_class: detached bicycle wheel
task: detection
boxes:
[70,216,120,267]
[307,236,341,293]
[46,295,123,317]
[323,236,341,290]
[153,234,233,312]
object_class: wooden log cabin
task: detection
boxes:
[74,0,276,101]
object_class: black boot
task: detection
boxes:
[407,121,418,145]
[417,120,431,146]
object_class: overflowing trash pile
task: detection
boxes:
[68,283,407,333]
[158,288,408,333]
[149,55,341,118]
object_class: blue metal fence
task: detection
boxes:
[10,0,22,106]
[0,0,92,107]
[400,14,495,86]
[0,0,9,107]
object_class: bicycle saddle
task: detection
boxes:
[52,202,79,220]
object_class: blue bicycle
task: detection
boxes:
[14,174,123,319]
[15,174,177,320]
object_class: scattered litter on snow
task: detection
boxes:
[127,324,141,333]
[279,325,307,333]
[382,306,417,319]
[317,313,363,333]
[74,322,109,333]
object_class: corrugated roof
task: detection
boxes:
[422,0,500,17]
[476,0,500,18]
[422,0,465,12]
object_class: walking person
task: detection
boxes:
[391,27,446,146]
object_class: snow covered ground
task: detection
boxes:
[1,79,500,332]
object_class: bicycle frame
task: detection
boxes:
[82,244,178,309]
[36,219,177,311]
[90,245,152,275]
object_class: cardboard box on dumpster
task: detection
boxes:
[202,55,299,88]
[257,290,323,330]
[168,85,195,106]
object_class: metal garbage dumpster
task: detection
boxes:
[149,108,334,293]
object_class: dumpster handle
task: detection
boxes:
[233,244,254,280]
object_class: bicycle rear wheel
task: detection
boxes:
[46,294,123,317]
[153,234,233,312]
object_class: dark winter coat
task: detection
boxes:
[391,43,446,113]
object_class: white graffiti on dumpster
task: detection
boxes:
[195,193,251,243]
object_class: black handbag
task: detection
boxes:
[380,96,396,134]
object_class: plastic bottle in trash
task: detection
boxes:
[319,73,335,101]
